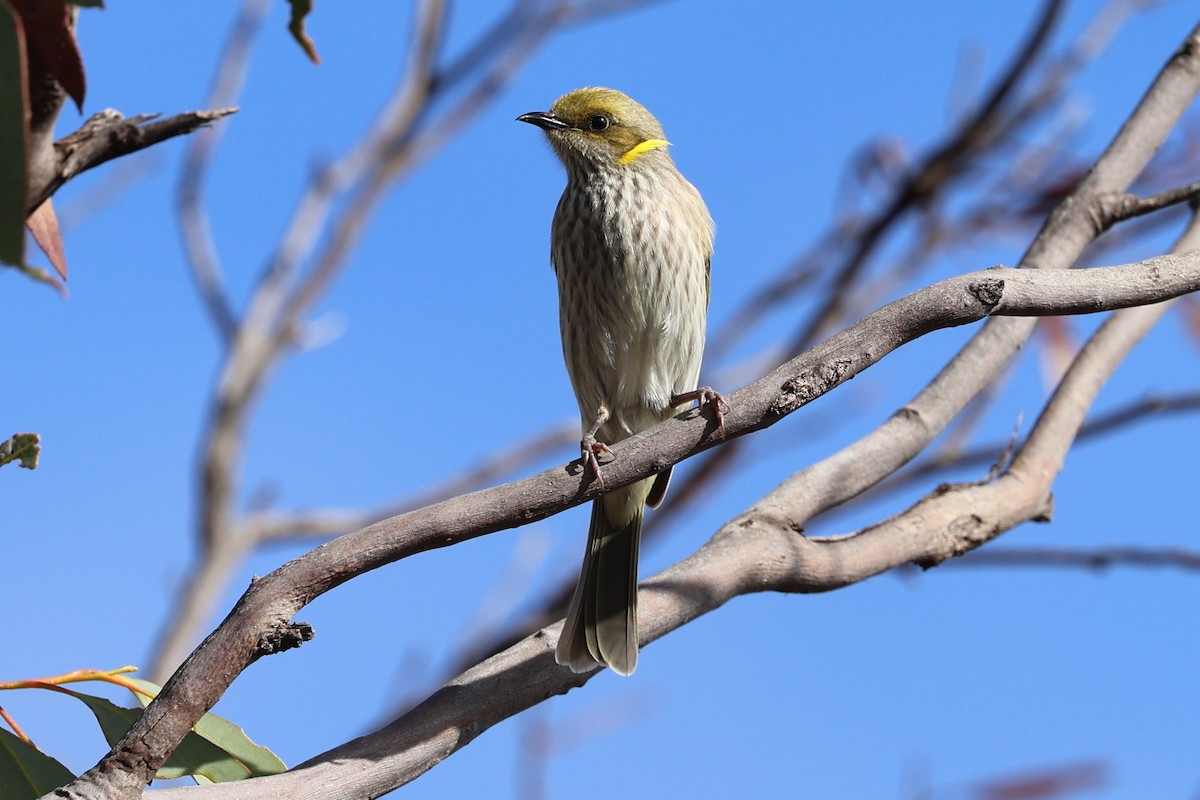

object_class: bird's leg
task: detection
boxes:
[580,405,615,488]
[672,386,729,438]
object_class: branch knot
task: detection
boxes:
[771,358,853,416]
[968,276,1005,309]
[252,621,315,662]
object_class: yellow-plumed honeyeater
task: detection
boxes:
[519,87,719,675]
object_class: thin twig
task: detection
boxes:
[177,0,272,341]
[948,546,1200,571]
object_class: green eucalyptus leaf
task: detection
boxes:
[70,692,252,783]
[0,728,76,800]
[128,679,286,779]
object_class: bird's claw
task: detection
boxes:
[698,387,729,439]
[580,433,614,489]
[673,386,729,438]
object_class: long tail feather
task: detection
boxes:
[556,480,648,675]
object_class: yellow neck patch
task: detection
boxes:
[618,138,670,165]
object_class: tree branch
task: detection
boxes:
[177,0,272,341]
[948,546,1200,571]
[200,212,1200,800]
[26,107,238,214]
[839,389,1200,510]
[50,247,1200,799]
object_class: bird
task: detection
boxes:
[518,87,721,675]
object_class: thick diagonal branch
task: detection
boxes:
[145,210,1200,800]
[51,251,1200,800]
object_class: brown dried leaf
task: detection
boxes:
[26,197,66,279]
[9,0,85,110]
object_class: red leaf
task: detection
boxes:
[8,0,85,110]
[26,197,66,279]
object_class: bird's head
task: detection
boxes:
[518,87,670,172]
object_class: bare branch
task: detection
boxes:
[26,107,238,214]
[141,245,1196,794]
[949,546,1200,571]
[848,390,1200,508]
[177,0,273,341]
[1094,179,1200,223]
[54,247,1200,798]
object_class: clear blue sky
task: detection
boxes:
[4,2,1199,798]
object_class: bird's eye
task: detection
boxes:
[588,114,611,132]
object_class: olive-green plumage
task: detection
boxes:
[519,88,714,675]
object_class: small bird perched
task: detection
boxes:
[519,88,720,675]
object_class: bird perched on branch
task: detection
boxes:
[519,87,722,675]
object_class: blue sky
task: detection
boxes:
[3,2,1199,798]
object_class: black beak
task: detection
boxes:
[517,111,571,131]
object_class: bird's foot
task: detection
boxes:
[580,433,615,489]
[673,386,729,438]
[579,405,613,489]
